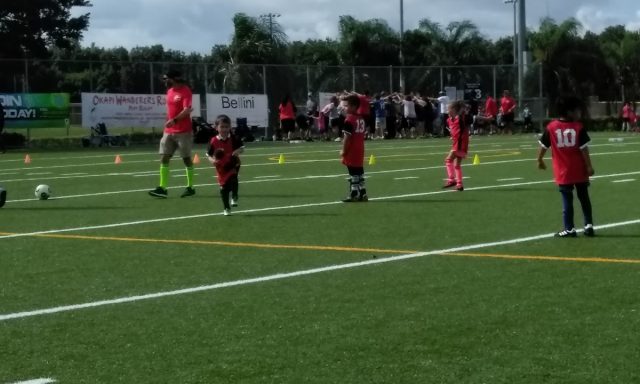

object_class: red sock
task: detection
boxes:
[445,158,455,182]
[454,165,463,186]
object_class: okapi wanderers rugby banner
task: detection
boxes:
[0,93,70,128]
[205,94,268,127]
[81,93,201,129]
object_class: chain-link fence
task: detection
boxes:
[1,59,548,137]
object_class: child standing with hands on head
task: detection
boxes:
[206,115,245,216]
[537,96,595,237]
[340,94,368,202]
[443,100,470,191]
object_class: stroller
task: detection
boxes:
[192,117,217,144]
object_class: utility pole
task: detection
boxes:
[260,13,281,43]
[399,0,405,92]
[503,0,517,66]
[517,0,526,107]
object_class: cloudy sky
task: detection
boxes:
[73,0,640,54]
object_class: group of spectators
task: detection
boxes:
[277,89,529,142]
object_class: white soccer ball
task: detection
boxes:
[35,184,51,200]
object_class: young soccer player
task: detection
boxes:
[206,115,245,216]
[340,94,368,202]
[443,100,470,191]
[537,96,595,237]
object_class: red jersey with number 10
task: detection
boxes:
[539,120,591,185]
[342,114,366,167]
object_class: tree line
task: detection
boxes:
[1,2,639,107]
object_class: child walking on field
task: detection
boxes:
[340,94,368,202]
[206,115,245,216]
[443,100,470,191]
[537,96,595,237]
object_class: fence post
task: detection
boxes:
[439,66,444,92]
[23,59,29,92]
[306,65,311,95]
[149,62,154,94]
[263,65,268,140]
[493,65,497,99]
[389,65,393,94]
[352,66,356,91]
[203,63,208,93]
[89,61,94,92]
[539,63,545,131]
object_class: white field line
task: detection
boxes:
[253,175,281,179]
[1,217,639,322]
[3,149,638,197]
[1,169,639,240]
[60,172,89,176]
[8,379,56,384]
[394,176,419,180]
[497,177,524,181]
[26,172,52,176]
[612,179,635,183]
[1,140,638,176]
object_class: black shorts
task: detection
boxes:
[502,113,515,123]
[280,118,295,133]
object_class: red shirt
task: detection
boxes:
[539,120,591,185]
[341,114,366,167]
[357,95,370,118]
[207,134,244,185]
[500,96,516,115]
[485,97,498,118]
[622,104,632,119]
[279,102,296,120]
[165,85,193,134]
[448,115,470,155]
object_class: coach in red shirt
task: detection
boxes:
[500,90,517,135]
[149,69,196,198]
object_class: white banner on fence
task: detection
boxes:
[81,93,201,129]
[205,94,268,127]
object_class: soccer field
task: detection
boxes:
[1,133,640,384]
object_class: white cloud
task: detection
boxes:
[72,0,640,54]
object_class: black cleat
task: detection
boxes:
[148,186,168,198]
[583,225,595,237]
[555,229,577,238]
[180,187,196,198]
[456,185,464,191]
[0,188,6,208]
[342,196,358,203]
[443,181,456,189]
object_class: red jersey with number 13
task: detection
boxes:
[342,114,366,167]
[539,120,591,185]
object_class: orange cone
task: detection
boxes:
[24,154,31,164]
[193,153,200,164]
[114,154,122,164]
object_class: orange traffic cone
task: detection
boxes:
[114,154,122,164]
[193,153,200,164]
[24,154,32,164]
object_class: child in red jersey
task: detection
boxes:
[537,96,595,237]
[340,94,368,202]
[443,101,470,191]
[206,115,245,216]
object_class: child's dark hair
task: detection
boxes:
[215,114,231,126]
[556,96,584,118]
[342,94,360,109]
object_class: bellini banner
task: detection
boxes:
[205,94,269,127]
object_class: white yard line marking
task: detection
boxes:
[497,177,524,181]
[254,175,281,179]
[8,379,56,384]
[612,179,635,183]
[60,172,88,176]
[1,218,638,322]
[26,172,52,176]
[394,176,419,180]
[1,170,639,239]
